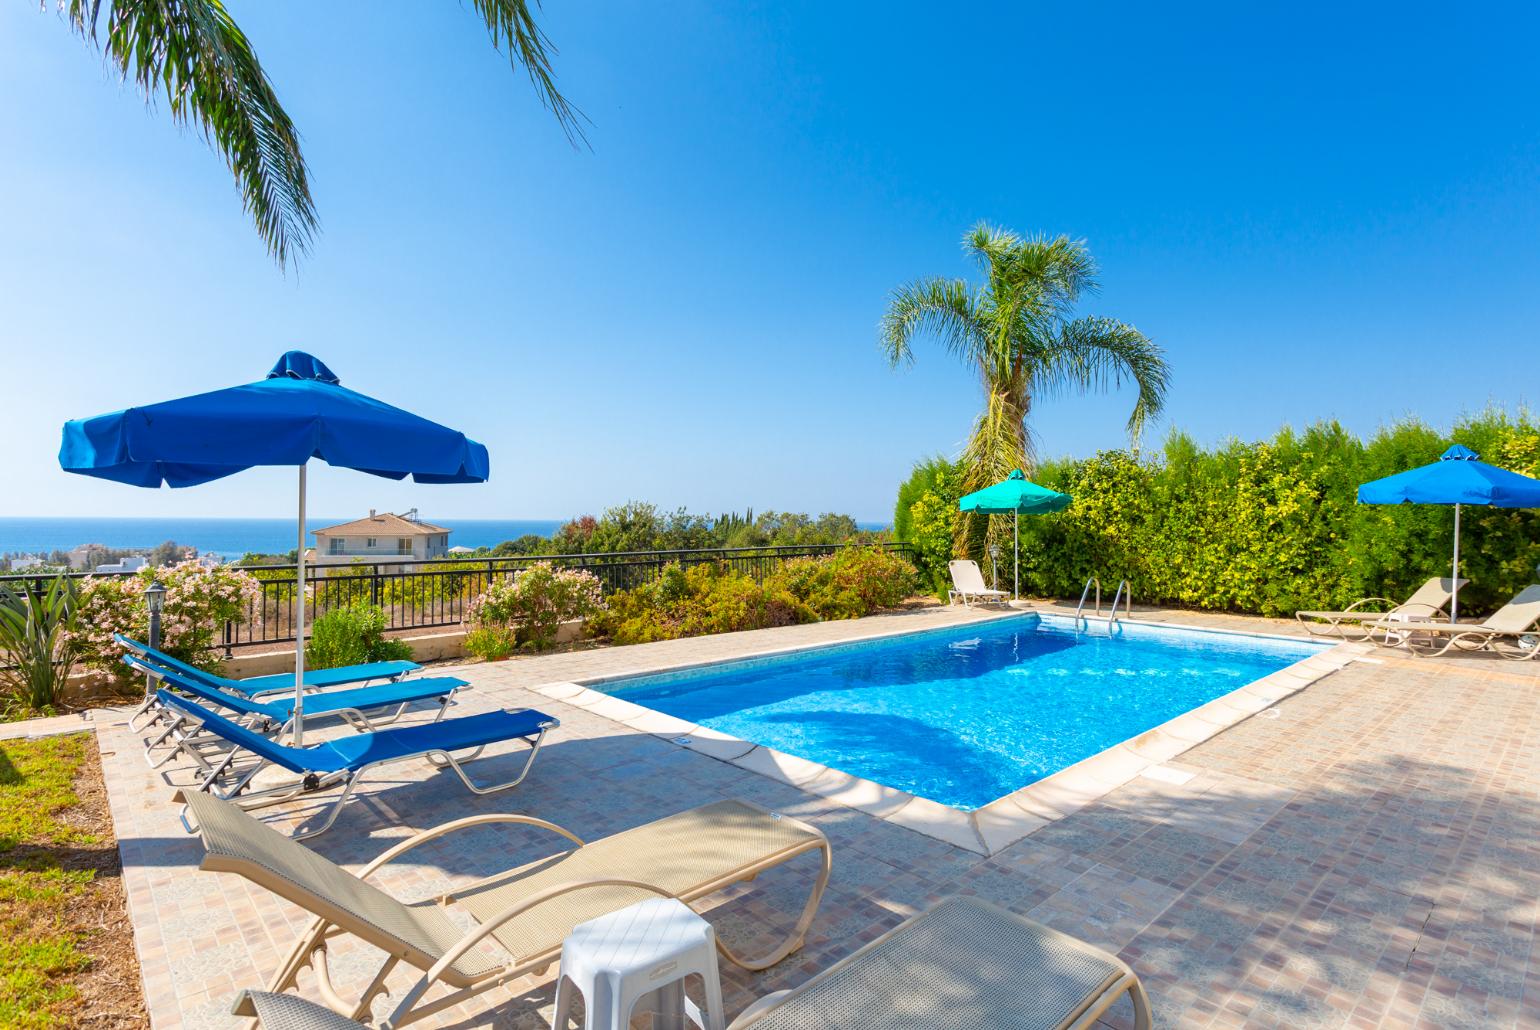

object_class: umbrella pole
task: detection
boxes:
[1451,502,1461,623]
[294,464,307,745]
[1013,512,1019,601]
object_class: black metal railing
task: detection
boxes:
[1,543,916,652]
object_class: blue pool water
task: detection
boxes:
[604,614,1325,809]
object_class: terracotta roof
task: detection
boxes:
[313,512,451,537]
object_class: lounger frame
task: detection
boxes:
[1365,620,1540,659]
[727,896,1152,1030]
[129,655,459,771]
[947,559,1010,608]
[1364,584,1540,659]
[186,799,832,1028]
[119,632,419,729]
[164,692,554,839]
[1294,577,1465,639]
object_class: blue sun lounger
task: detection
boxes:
[126,655,467,770]
[116,632,419,699]
[158,689,558,838]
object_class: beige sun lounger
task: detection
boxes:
[947,559,1010,607]
[730,896,1151,1029]
[1295,577,1465,638]
[1364,584,1540,659]
[181,790,831,1028]
[233,897,1150,1030]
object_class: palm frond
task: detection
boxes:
[468,0,588,146]
[59,0,585,267]
[1010,234,1098,312]
[878,277,985,368]
[1033,316,1171,442]
[965,222,1021,277]
[62,0,316,266]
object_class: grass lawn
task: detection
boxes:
[0,733,144,1027]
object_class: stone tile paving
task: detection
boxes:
[72,602,1540,1028]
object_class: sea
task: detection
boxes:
[0,516,890,563]
[0,517,565,562]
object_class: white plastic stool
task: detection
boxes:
[552,897,726,1030]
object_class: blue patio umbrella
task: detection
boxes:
[1357,444,1540,620]
[958,470,1072,599]
[60,351,489,742]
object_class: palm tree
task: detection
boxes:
[55,1,584,267]
[881,222,1170,556]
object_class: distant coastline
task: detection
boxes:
[0,517,565,563]
[0,516,891,563]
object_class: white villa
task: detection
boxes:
[309,509,452,567]
[94,555,149,574]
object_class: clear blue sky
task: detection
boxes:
[3,1,1537,522]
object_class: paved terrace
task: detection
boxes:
[84,603,1540,1028]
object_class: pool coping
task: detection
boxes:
[526,607,1372,856]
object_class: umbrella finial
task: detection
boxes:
[268,351,341,385]
[1441,444,1480,461]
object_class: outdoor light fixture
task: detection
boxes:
[144,579,166,650]
[988,545,1001,592]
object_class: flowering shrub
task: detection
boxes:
[71,561,262,674]
[465,563,604,652]
[766,547,918,619]
[590,562,812,645]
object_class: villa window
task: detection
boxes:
[398,538,411,551]
[328,539,343,554]
[366,537,376,548]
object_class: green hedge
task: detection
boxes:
[902,411,1540,617]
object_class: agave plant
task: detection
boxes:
[0,575,82,716]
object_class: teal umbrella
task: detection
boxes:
[958,470,1072,599]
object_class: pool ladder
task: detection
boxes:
[1076,577,1132,629]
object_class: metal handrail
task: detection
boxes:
[1109,579,1132,624]
[1075,577,1101,626]
[1,541,919,655]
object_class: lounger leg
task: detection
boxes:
[127,694,159,730]
[1498,634,1540,661]
[143,716,186,765]
[266,918,328,998]
[1129,977,1153,1030]
[713,839,833,971]
[437,727,550,796]
[289,774,361,841]
[347,954,399,1022]
[198,748,242,793]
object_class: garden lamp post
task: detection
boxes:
[143,579,166,701]
[144,579,166,651]
[988,545,1001,592]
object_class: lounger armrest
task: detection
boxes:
[1341,597,1395,615]
[358,813,586,882]
[386,878,678,1025]
[1391,602,1444,618]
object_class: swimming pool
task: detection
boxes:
[600,613,1326,810]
